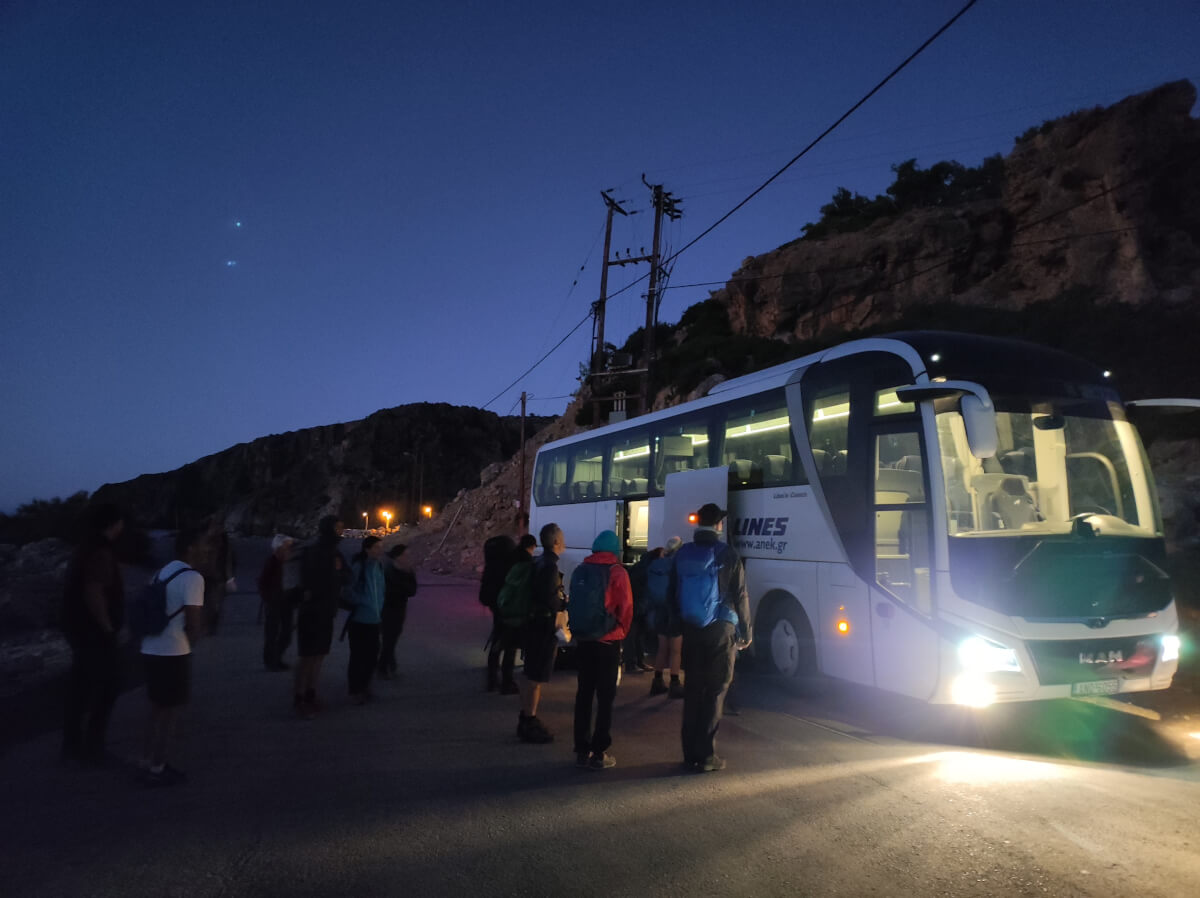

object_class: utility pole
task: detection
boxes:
[518,391,527,522]
[592,191,628,375]
[640,175,682,415]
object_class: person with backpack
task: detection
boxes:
[138,525,206,786]
[668,504,751,773]
[647,536,684,698]
[378,543,417,680]
[60,503,126,766]
[623,547,657,675]
[294,515,348,719]
[487,534,536,694]
[346,536,386,704]
[517,522,567,744]
[569,530,633,770]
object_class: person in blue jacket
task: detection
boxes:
[347,536,386,704]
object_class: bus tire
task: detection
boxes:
[762,599,815,678]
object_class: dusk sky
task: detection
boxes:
[2,0,1197,512]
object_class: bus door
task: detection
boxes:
[869,414,939,701]
[664,466,729,546]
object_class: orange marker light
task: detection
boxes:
[836,619,850,635]
[688,513,698,524]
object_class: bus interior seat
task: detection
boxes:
[764,454,788,480]
[990,476,1041,529]
[729,459,762,487]
[628,477,648,494]
[969,473,1034,530]
[572,482,586,501]
[896,455,922,472]
[1000,448,1034,479]
[830,450,848,475]
[876,467,924,502]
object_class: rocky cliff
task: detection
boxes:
[716,81,1200,353]
[90,403,554,538]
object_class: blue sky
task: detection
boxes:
[1,0,1197,512]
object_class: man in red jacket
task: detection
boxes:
[569,530,633,770]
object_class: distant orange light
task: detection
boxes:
[836,619,850,635]
[688,513,698,524]
[422,505,433,518]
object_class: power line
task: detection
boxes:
[481,311,592,411]
[663,0,982,267]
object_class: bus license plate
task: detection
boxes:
[1072,679,1120,697]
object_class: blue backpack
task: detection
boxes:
[644,555,673,632]
[129,566,194,640]
[675,542,736,629]
[568,562,618,641]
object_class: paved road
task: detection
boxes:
[3,566,1199,897]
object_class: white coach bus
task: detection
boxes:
[529,331,1186,706]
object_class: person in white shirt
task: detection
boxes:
[139,526,206,786]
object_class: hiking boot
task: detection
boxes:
[519,715,554,744]
[499,681,519,695]
[649,676,668,697]
[576,752,591,768]
[668,680,686,700]
[699,756,726,773]
[588,752,616,770]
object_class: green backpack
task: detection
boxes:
[495,560,535,627]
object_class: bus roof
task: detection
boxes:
[540,331,1114,453]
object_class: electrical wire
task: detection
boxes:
[663,0,982,268]
[481,311,593,411]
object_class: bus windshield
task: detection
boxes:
[936,398,1162,539]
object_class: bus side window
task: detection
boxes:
[652,421,711,492]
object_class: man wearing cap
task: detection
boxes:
[668,502,751,772]
[570,530,633,770]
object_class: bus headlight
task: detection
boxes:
[1161,634,1181,664]
[958,636,1021,673]
[951,676,996,708]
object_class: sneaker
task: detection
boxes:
[519,716,554,744]
[700,756,726,773]
[576,753,591,768]
[499,682,520,695]
[588,752,616,770]
[668,680,686,700]
[649,676,668,697]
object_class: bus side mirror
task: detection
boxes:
[962,394,997,459]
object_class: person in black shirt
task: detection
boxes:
[60,503,126,765]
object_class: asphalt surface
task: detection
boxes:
[4,552,1200,897]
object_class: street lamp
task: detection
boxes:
[362,512,368,533]
[422,505,433,520]
[382,510,392,532]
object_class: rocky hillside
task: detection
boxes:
[91,403,553,538]
[717,80,1200,353]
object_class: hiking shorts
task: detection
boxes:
[522,618,558,684]
[143,653,191,707]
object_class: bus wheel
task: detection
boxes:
[764,602,814,678]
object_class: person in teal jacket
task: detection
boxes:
[347,536,386,703]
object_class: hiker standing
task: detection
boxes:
[487,534,537,694]
[60,503,126,766]
[648,536,685,698]
[199,517,236,635]
[623,547,657,675]
[258,534,298,671]
[569,530,633,770]
[294,515,348,718]
[346,536,386,703]
[518,523,567,743]
[669,504,751,773]
[378,543,417,680]
[138,525,206,786]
